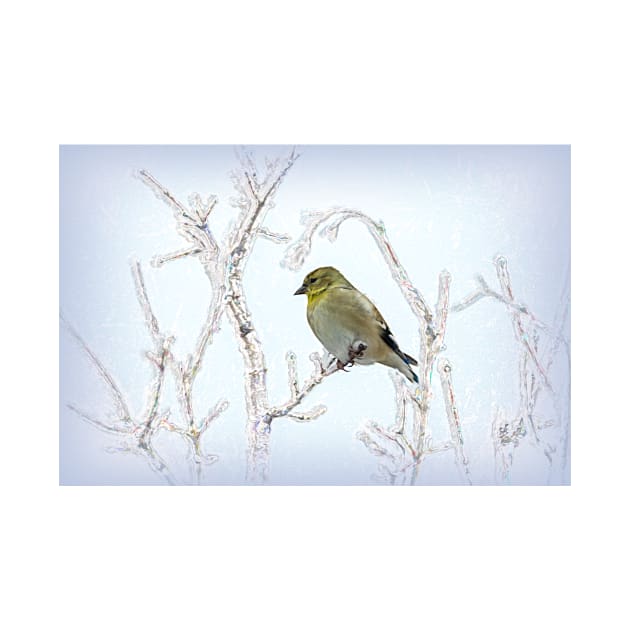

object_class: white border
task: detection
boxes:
[5,1,627,628]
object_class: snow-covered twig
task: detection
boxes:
[61,314,132,425]
[438,358,472,484]
[267,351,339,422]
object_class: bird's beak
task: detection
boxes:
[294,284,307,295]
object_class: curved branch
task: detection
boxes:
[282,207,433,330]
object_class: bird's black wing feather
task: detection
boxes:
[377,319,418,366]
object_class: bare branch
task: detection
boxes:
[220,148,305,480]
[152,246,203,268]
[432,270,452,352]
[286,405,328,422]
[267,351,339,422]
[282,207,433,329]
[138,337,172,446]
[438,358,472,484]
[137,169,197,224]
[188,192,218,223]
[66,404,131,435]
[188,283,226,382]
[131,259,162,344]
[286,351,300,399]
[366,421,413,460]
[355,430,397,461]
[390,372,408,435]
[137,169,220,260]
[494,256,553,392]
[257,227,292,244]
[61,314,132,424]
[200,398,229,434]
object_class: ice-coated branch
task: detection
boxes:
[137,336,171,447]
[131,258,163,345]
[266,351,339,422]
[136,148,336,483]
[130,259,176,445]
[200,399,230,434]
[411,270,452,465]
[494,256,552,392]
[136,168,235,456]
[452,259,570,380]
[356,427,401,463]
[438,358,472,484]
[223,149,304,480]
[452,273,529,314]
[151,246,203,268]
[257,227,291,244]
[433,270,451,352]
[130,254,227,479]
[63,258,227,484]
[63,300,180,485]
[453,256,570,483]
[282,207,434,331]
[66,404,131,435]
[67,149,364,484]
[137,169,220,261]
[61,314,132,425]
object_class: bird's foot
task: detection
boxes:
[337,341,367,371]
[347,341,367,364]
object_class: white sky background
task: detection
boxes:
[60,145,569,485]
[4,1,628,628]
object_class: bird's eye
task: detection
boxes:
[309,277,317,284]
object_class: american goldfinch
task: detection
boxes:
[294,266,419,383]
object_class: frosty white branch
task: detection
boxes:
[61,315,132,426]
[137,149,338,482]
[452,259,570,376]
[266,351,339,422]
[63,259,228,484]
[224,149,344,479]
[137,169,224,386]
[452,256,570,482]
[62,296,178,484]
[438,358,472,483]
[282,208,434,332]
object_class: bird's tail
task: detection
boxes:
[403,352,418,367]
[404,364,419,384]
[383,353,419,384]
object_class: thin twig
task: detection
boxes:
[61,314,132,424]
[438,358,472,484]
[267,351,339,422]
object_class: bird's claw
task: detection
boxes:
[348,341,367,362]
[337,342,367,372]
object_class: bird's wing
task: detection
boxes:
[366,295,419,367]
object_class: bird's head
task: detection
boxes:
[294,266,353,301]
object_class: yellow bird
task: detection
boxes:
[294,266,419,383]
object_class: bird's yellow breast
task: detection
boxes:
[306,287,328,308]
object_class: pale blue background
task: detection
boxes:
[60,145,570,484]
